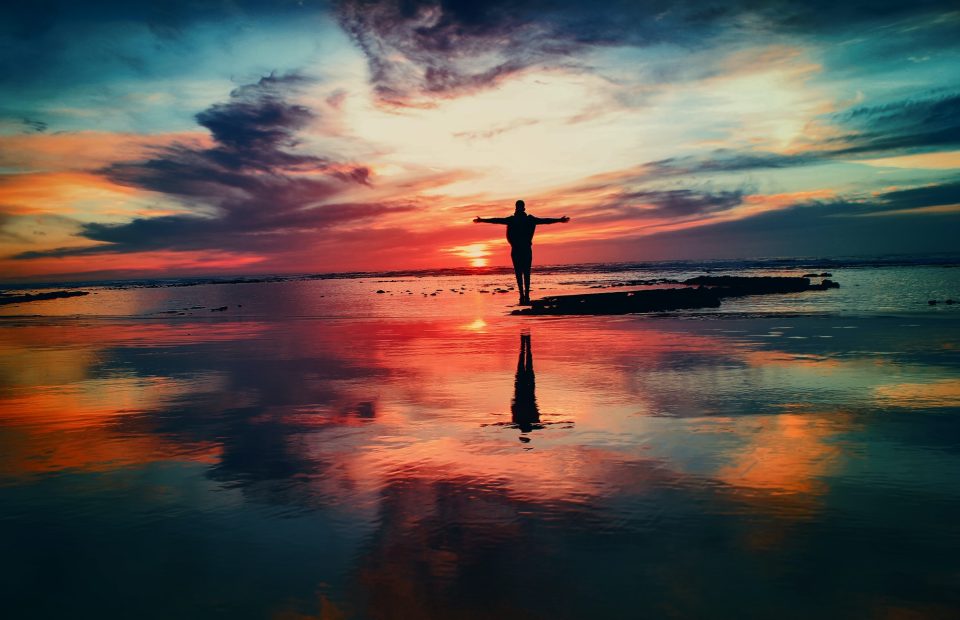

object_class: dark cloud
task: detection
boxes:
[334,0,959,104]
[645,151,822,177]
[590,188,745,222]
[197,78,314,151]
[334,0,540,104]
[334,0,721,103]
[827,93,960,155]
[21,118,47,132]
[13,74,403,260]
[634,91,960,180]
[549,177,960,262]
[635,188,745,216]
[637,180,960,259]
[869,179,960,213]
[783,180,960,218]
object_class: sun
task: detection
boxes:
[445,243,492,268]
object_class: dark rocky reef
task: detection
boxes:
[682,275,839,295]
[0,290,89,306]
[514,276,839,316]
[516,288,723,315]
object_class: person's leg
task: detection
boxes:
[511,253,525,303]
[512,247,533,304]
[521,251,533,302]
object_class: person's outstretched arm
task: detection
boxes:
[532,216,570,224]
[474,216,510,224]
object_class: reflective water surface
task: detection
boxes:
[2,276,960,618]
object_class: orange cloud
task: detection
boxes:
[0,249,266,281]
[0,171,140,215]
[0,130,209,172]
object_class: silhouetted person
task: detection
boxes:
[474,200,570,305]
[512,332,540,437]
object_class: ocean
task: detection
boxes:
[1,258,959,618]
[3,257,959,318]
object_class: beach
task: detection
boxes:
[2,262,959,618]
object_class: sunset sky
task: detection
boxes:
[1,0,959,281]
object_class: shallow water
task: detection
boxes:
[3,263,959,319]
[2,268,960,618]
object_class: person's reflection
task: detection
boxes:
[512,332,541,440]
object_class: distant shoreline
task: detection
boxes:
[0,290,89,306]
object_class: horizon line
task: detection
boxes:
[3,252,959,290]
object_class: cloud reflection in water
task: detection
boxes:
[1,313,959,618]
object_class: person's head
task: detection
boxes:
[515,199,525,213]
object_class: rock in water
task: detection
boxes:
[513,288,722,315]
[514,276,841,316]
[0,290,89,306]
